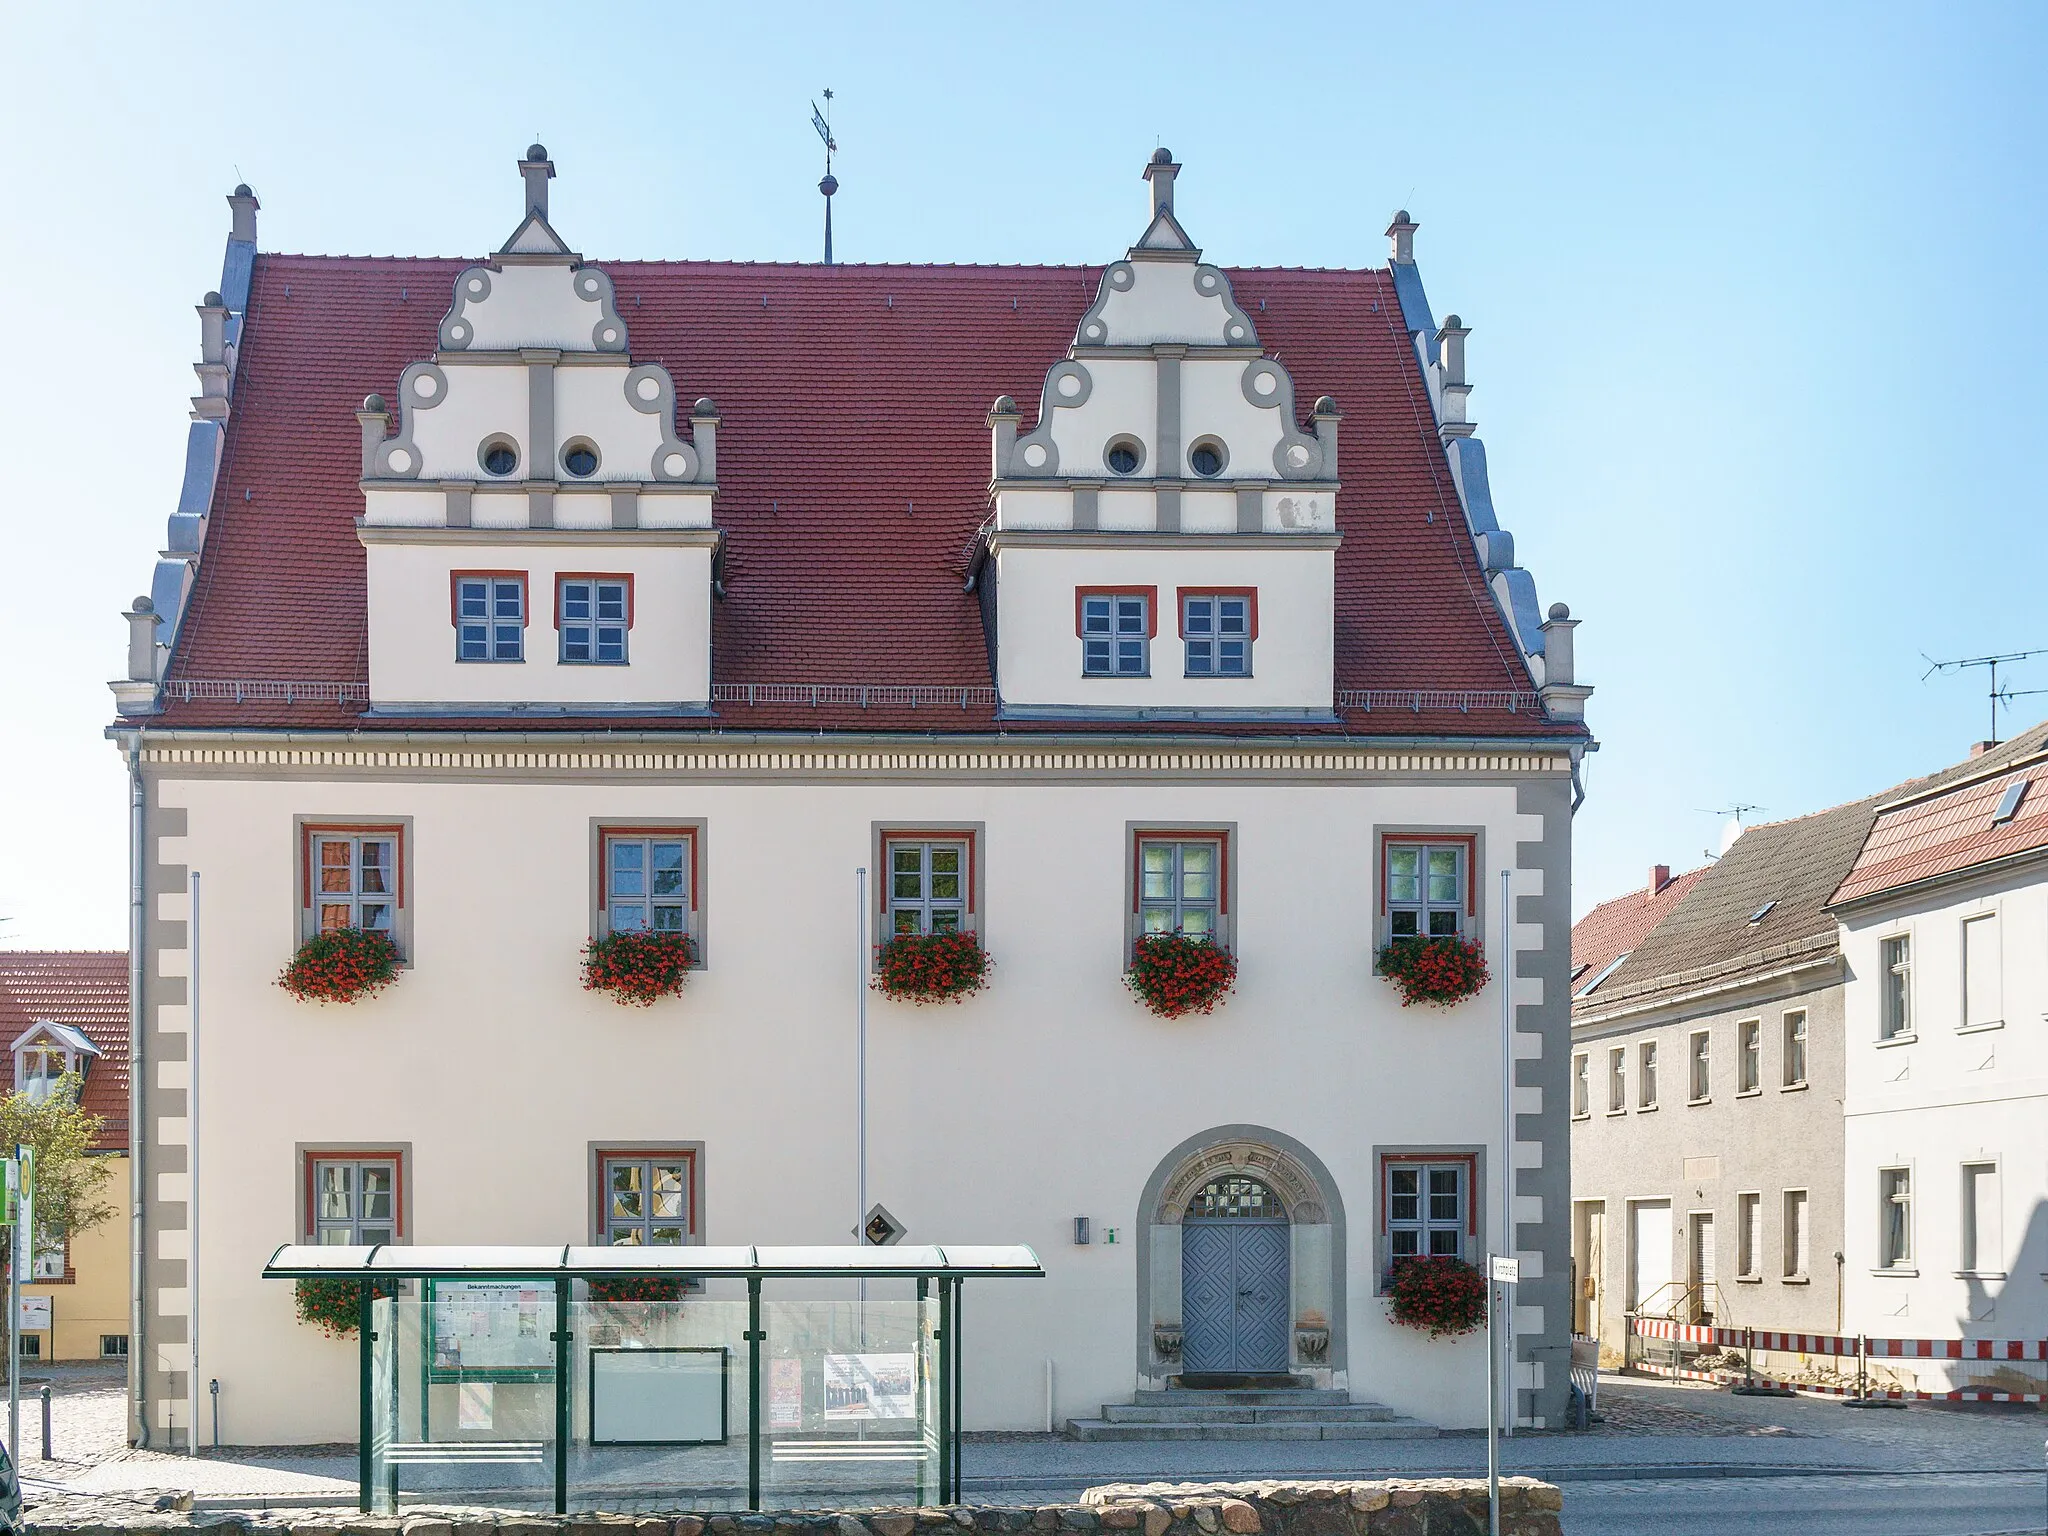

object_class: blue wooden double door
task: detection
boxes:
[1181,1212,1291,1374]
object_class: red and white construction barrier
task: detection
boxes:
[1626,1317,2048,1402]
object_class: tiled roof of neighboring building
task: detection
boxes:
[0,952,129,1152]
[1829,721,2048,907]
[1569,865,1706,996]
[154,255,1584,740]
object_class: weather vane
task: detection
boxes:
[812,89,839,265]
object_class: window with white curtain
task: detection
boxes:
[1879,1168,1912,1268]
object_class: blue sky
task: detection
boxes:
[2,1,2042,945]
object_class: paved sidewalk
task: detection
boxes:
[15,1373,2046,1512]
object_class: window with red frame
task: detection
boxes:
[453,572,527,662]
[1383,836,1474,939]
[1385,1156,1474,1262]
[598,1151,695,1246]
[305,1152,404,1245]
[302,825,404,944]
[599,828,698,939]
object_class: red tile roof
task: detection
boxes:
[157,256,1583,740]
[1829,723,2048,907]
[1569,866,1706,989]
[0,952,129,1152]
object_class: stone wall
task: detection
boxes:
[23,1479,1563,1536]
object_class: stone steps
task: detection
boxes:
[1067,1388,1437,1442]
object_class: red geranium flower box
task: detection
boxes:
[277,927,401,1005]
[1385,1254,1488,1338]
[583,930,698,1006]
[1374,935,1490,1008]
[872,930,989,1004]
[1126,932,1237,1019]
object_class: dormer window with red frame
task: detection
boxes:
[1383,835,1475,939]
[1079,588,1156,676]
[1179,589,1255,676]
[453,572,526,662]
[557,574,632,665]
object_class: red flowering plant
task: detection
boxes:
[1384,1255,1488,1338]
[1126,932,1238,1019]
[872,929,990,1004]
[1374,935,1490,1008]
[587,1276,688,1303]
[277,926,401,1004]
[583,930,698,1006]
[294,1276,396,1339]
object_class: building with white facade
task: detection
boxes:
[107,148,1592,1447]
[1831,722,2048,1378]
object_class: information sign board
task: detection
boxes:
[428,1278,556,1380]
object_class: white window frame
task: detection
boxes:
[1960,913,2002,1031]
[1688,1030,1711,1104]
[1879,933,1913,1040]
[1959,1161,2002,1277]
[1081,592,1150,677]
[600,830,696,940]
[1782,1009,1808,1088]
[1386,1160,1469,1265]
[1878,1166,1913,1271]
[1638,1040,1659,1109]
[455,574,526,663]
[1136,836,1224,941]
[1607,1046,1627,1114]
[1572,1053,1590,1119]
[1782,1188,1810,1281]
[1385,840,1469,940]
[1181,593,1251,677]
[886,838,970,936]
[307,831,400,941]
[1737,1018,1761,1095]
[598,1151,697,1247]
[307,1155,401,1246]
[1736,1191,1762,1280]
[14,1039,78,1106]
[558,576,630,666]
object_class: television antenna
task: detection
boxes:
[811,90,839,265]
[1922,647,2048,747]
[1695,802,1764,861]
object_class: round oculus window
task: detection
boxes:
[1106,439,1142,475]
[562,442,600,478]
[1189,441,1225,477]
[481,440,518,477]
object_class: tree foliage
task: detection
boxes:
[0,1074,118,1259]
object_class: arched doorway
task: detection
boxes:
[1136,1126,1348,1389]
[1181,1175,1290,1373]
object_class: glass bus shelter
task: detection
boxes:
[263,1243,1043,1515]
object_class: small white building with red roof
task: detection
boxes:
[106,147,1592,1447]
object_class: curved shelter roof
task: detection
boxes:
[263,1242,1043,1280]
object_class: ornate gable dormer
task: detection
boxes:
[984,151,1341,721]
[355,146,720,716]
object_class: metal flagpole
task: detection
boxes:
[1483,1263,1499,1536]
[8,1153,17,1468]
[188,872,201,1453]
[1498,866,1514,1436]
[856,866,868,1303]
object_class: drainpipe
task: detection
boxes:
[121,731,149,1449]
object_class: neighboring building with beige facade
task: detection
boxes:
[0,951,131,1363]
[1567,807,1872,1361]
[108,149,1593,1446]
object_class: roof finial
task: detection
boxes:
[519,142,555,222]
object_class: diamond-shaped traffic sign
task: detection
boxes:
[862,1202,905,1246]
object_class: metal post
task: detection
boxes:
[553,1281,569,1516]
[915,1278,929,1508]
[39,1384,50,1460]
[937,1279,953,1504]
[1484,1261,1499,1536]
[1857,1334,1867,1401]
[8,1189,17,1472]
[356,1281,372,1514]
[1498,866,1515,1436]
[187,872,201,1455]
[856,868,869,1318]
[747,1277,763,1511]
[951,1280,963,1501]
